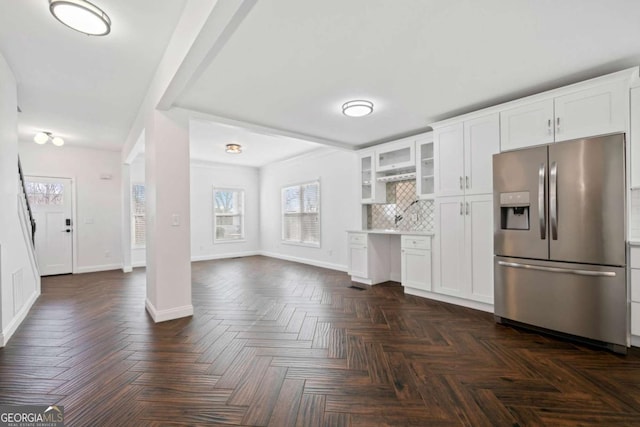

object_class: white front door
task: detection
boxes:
[25,177,73,276]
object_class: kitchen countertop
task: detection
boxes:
[348,229,435,236]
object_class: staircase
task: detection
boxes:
[17,158,37,272]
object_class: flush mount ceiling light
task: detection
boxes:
[34,132,65,147]
[342,100,374,117]
[225,143,242,154]
[49,0,111,36]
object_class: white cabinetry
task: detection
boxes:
[500,100,554,151]
[434,123,464,197]
[401,235,431,291]
[433,194,493,304]
[631,247,640,336]
[416,135,434,199]
[501,79,628,152]
[375,139,415,172]
[347,232,390,285]
[434,113,500,197]
[631,87,640,189]
[359,150,385,204]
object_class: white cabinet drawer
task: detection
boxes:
[632,302,640,336]
[401,235,431,250]
[349,233,367,246]
[632,269,640,302]
[631,247,640,268]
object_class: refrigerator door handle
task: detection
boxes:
[538,163,546,240]
[550,161,558,240]
[497,261,616,277]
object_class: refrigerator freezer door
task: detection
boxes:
[548,134,626,266]
[494,256,627,348]
[493,146,548,259]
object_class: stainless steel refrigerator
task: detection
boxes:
[493,133,627,353]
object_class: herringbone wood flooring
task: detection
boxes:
[1,256,640,426]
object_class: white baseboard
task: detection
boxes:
[75,263,122,274]
[404,286,494,313]
[191,251,260,262]
[259,251,347,272]
[351,276,373,285]
[145,298,194,323]
[632,335,640,348]
[1,289,40,347]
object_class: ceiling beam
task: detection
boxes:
[172,107,355,151]
[156,0,257,111]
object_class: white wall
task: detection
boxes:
[259,148,359,271]
[19,143,122,273]
[128,159,261,264]
[191,161,260,260]
[0,53,40,346]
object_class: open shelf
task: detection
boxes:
[377,172,417,183]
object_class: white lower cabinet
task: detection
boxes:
[433,194,494,304]
[347,232,390,285]
[401,235,431,291]
[631,247,640,336]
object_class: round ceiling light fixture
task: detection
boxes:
[225,143,242,154]
[342,100,374,118]
[49,0,111,36]
[33,131,65,147]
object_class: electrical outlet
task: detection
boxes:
[328,249,333,256]
[411,213,418,222]
[105,250,111,258]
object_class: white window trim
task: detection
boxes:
[131,182,145,249]
[213,187,246,244]
[281,180,321,248]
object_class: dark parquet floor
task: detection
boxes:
[1,256,640,426]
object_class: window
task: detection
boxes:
[213,188,244,242]
[132,184,145,247]
[282,181,320,246]
[25,181,64,206]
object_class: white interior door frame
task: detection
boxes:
[25,174,78,275]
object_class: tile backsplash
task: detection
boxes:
[632,189,640,240]
[367,181,434,232]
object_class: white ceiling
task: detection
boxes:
[3,0,640,157]
[0,0,186,150]
[177,0,640,147]
[189,119,322,167]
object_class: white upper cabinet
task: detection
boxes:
[500,100,555,151]
[631,87,640,189]
[434,113,500,197]
[553,79,627,142]
[434,123,465,197]
[464,113,501,195]
[416,134,435,199]
[501,78,628,152]
[359,150,385,204]
[375,139,415,172]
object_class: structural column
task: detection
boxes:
[144,110,192,322]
